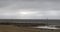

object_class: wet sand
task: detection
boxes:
[0,23,59,32]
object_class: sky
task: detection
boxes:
[0,0,60,19]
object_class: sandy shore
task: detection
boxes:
[0,24,59,32]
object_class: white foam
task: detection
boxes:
[33,26,60,29]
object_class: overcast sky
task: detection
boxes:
[0,0,60,19]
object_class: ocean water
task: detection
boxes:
[0,19,60,25]
[33,26,60,29]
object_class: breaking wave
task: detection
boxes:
[33,25,60,29]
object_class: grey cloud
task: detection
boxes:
[0,0,60,19]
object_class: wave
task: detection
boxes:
[32,25,60,29]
